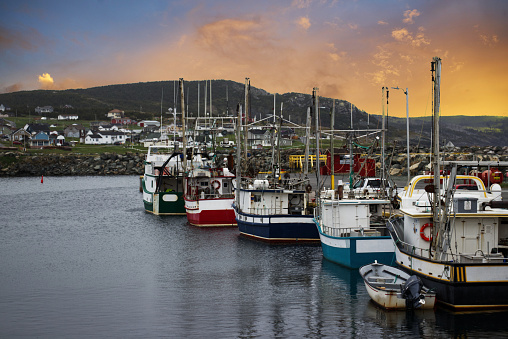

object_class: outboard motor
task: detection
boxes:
[401,275,426,309]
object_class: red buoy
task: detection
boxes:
[41,175,44,184]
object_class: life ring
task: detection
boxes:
[211,180,221,190]
[420,223,433,242]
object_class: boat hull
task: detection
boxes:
[185,198,236,227]
[235,206,319,242]
[142,178,185,215]
[393,245,508,309]
[364,281,436,310]
[318,225,394,268]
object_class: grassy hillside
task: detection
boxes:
[0,80,506,146]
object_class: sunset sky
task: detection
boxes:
[1,0,507,117]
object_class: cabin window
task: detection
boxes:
[200,182,209,187]
[253,194,261,202]
[223,182,228,188]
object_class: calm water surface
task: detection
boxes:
[1,176,507,338]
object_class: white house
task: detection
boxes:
[138,120,160,128]
[35,106,54,114]
[84,130,127,145]
[58,114,79,120]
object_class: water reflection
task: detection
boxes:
[1,176,508,338]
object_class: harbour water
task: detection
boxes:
[1,175,507,338]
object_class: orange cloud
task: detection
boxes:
[297,17,311,30]
[38,73,54,89]
[392,27,430,47]
[403,9,420,24]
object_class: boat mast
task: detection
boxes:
[180,78,187,172]
[160,87,163,142]
[277,102,283,185]
[304,107,311,176]
[331,100,335,190]
[313,87,320,194]
[431,57,441,254]
[381,87,386,182]
[235,103,242,210]
[244,78,250,162]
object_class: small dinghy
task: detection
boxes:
[359,261,436,310]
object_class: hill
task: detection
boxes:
[0,80,506,146]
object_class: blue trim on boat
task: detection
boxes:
[316,221,394,268]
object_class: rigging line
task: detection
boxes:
[416,84,433,150]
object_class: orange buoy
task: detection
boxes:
[420,223,432,241]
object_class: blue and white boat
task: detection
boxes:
[234,178,319,243]
[314,188,394,268]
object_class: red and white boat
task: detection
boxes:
[184,165,236,227]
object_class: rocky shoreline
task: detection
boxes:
[1,145,507,177]
[0,152,145,176]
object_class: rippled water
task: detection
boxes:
[1,176,507,338]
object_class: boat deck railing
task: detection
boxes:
[320,225,383,238]
[244,207,307,216]
[187,193,235,200]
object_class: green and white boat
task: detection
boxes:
[142,145,186,215]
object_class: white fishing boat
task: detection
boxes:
[387,57,508,310]
[314,91,395,268]
[359,261,436,310]
[315,188,394,268]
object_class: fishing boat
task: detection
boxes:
[234,178,319,242]
[233,79,319,242]
[313,87,395,268]
[142,146,186,215]
[359,261,436,310]
[142,78,190,216]
[184,155,236,227]
[314,188,394,268]
[387,57,508,310]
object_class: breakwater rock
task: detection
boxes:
[0,152,144,177]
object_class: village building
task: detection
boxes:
[106,109,124,119]
[58,114,79,120]
[84,130,127,145]
[35,106,54,114]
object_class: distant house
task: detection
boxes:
[25,123,50,135]
[64,124,86,138]
[84,130,127,145]
[111,117,135,125]
[0,104,5,112]
[35,106,54,114]
[106,109,124,119]
[0,118,15,136]
[11,128,31,142]
[98,124,118,131]
[138,120,160,128]
[248,129,271,147]
[247,128,292,147]
[30,131,51,147]
[58,114,79,120]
